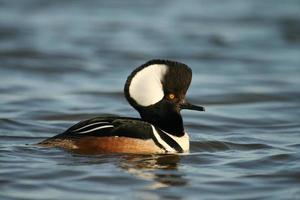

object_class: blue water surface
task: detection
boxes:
[0,0,300,199]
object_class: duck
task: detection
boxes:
[38,59,205,154]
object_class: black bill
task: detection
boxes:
[180,101,205,111]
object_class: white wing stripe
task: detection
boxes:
[77,125,114,134]
[73,122,110,132]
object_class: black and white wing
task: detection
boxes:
[58,116,154,140]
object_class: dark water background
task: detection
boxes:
[1,0,300,199]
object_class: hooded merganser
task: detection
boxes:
[39,59,205,154]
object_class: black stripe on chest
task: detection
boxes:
[154,127,184,153]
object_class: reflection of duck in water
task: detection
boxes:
[119,154,187,189]
[39,60,205,154]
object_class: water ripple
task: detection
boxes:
[1,0,300,199]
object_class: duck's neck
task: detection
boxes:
[139,110,185,137]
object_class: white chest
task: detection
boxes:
[151,125,190,153]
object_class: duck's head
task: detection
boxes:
[124,59,205,136]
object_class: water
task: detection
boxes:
[1,0,300,199]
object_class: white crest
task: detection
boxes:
[129,64,168,106]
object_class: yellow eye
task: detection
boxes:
[168,93,175,100]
